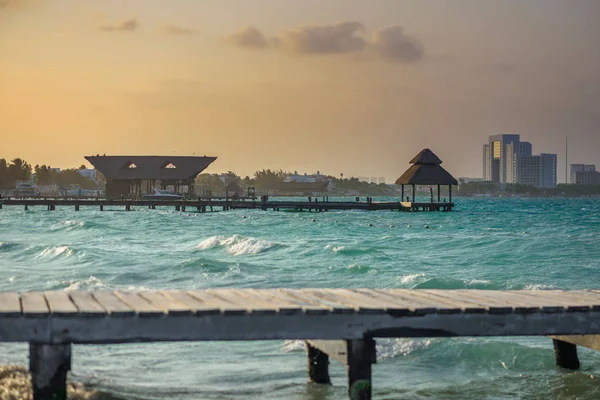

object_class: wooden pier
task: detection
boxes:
[0,198,454,212]
[1,288,599,399]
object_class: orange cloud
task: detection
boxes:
[99,18,138,32]
[161,24,195,35]
[226,26,268,48]
[225,22,425,63]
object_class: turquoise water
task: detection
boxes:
[0,197,599,399]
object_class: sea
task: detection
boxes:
[0,197,599,399]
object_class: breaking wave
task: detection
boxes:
[195,235,280,256]
[63,276,107,292]
[37,245,73,259]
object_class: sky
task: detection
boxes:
[1,0,599,182]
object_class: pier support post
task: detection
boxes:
[176,205,180,211]
[126,204,131,211]
[25,205,29,211]
[100,205,104,211]
[553,339,580,370]
[306,339,376,400]
[75,205,79,211]
[306,342,331,384]
[29,343,71,400]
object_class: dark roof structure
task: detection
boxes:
[85,156,217,180]
[395,149,458,185]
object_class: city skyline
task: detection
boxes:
[2,0,599,182]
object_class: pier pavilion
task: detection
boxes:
[395,149,458,204]
[85,155,216,198]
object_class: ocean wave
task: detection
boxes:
[522,283,556,291]
[0,242,20,252]
[325,244,345,253]
[281,338,435,360]
[377,338,436,360]
[63,276,107,292]
[195,235,279,256]
[413,277,500,290]
[37,245,73,259]
[399,273,426,284]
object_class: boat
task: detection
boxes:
[12,182,38,197]
[143,188,183,200]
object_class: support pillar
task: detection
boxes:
[75,205,79,211]
[553,339,580,370]
[176,205,180,211]
[412,185,416,203]
[29,343,71,400]
[126,204,131,211]
[25,205,29,211]
[181,205,186,212]
[306,342,331,384]
[449,185,452,203]
[100,205,104,211]
[306,339,375,400]
[437,185,441,203]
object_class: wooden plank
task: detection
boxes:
[161,290,220,316]
[114,291,164,317]
[405,290,487,314]
[68,291,106,317]
[318,289,396,314]
[382,289,464,314]
[438,290,515,314]
[0,292,21,316]
[21,292,49,317]
[365,289,446,314]
[245,289,331,315]
[44,291,79,316]
[443,290,541,314]
[92,291,135,317]
[282,289,356,314]
[492,291,568,313]
[421,290,513,314]
[138,291,192,316]
[229,289,302,315]
[187,290,247,315]
[512,290,600,312]
[209,289,277,315]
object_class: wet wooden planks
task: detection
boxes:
[3,289,600,318]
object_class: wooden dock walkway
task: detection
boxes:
[0,198,454,212]
[1,289,599,399]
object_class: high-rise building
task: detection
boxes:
[483,134,556,188]
[483,134,521,183]
[506,141,532,183]
[570,164,596,183]
[571,164,600,185]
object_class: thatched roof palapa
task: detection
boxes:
[85,155,217,180]
[395,149,458,186]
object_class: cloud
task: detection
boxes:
[225,22,425,64]
[99,18,138,32]
[226,26,268,48]
[161,24,195,35]
[371,26,424,63]
[279,21,367,54]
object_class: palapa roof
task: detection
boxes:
[85,155,217,180]
[395,149,458,185]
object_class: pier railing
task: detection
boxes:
[1,289,599,399]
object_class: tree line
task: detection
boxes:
[0,158,100,189]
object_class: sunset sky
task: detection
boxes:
[1,0,599,182]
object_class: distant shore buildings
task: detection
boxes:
[482,134,557,188]
[570,164,600,185]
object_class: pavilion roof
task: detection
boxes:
[395,149,458,185]
[85,155,217,180]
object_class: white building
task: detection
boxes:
[77,169,97,181]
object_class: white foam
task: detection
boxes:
[39,246,72,258]
[524,283,555,291]
[281,340,305,353]
[377,338,435,360]
[399,273,426,284]
[325,244,345,253]
[64,276,107,292]
[196,235,276,256]
[467,279,491,285]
